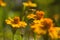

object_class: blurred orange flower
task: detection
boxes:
[36,11,45,20]
[41,18,54,30]
[0,0,6,7]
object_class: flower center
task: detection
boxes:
[12,17,20,24]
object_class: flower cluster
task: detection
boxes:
[27,10,60,39]
[4,0,60,39]
[27,11,49,34]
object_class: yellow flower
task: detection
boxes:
[49,27,58,39]
[5,16,27,28]
[27,14,36,19]
[33,19,44,24]
[23,2,29,7]
[34,28,41,34]
[5,17,13,24]
[30,24,40,29]
[34,28,46,35]
[0,0,6,7]
[33,19,44,27]
[30,19,44,28]
[20,21,27,28]
[30,19,46,34]
[23,0,37,7]
[49,27,60,39]
[55,27,60,38]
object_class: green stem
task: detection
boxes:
[20,35,23,40]
[3,28,5,40]
[43,30,49,40]
[22,16,25,21]
[34,33,37,40]
[12,34,15,40]
[19,29,24,40]
[22,6,26,21]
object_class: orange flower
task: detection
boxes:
[36,11,45,20]
[5,16,27,28]
[41,18,54,30]
[0,0,6,7]
[27,11,45,20]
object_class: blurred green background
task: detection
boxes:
[0,0,60,40]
